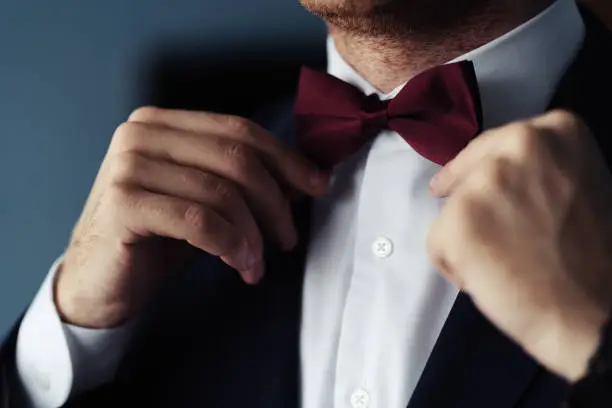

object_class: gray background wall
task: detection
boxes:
[0,1,324,335]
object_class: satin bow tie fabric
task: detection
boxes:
[294,61,483,169]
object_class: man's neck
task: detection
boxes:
[329,0,555,93]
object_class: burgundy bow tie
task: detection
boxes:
[294,61,483,169]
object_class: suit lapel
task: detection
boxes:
[251,99,315,408]
[548,7,612,161]
[407,293,539,408]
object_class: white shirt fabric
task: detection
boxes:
[14,1,585,407]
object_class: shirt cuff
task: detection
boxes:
[15,256,134,408]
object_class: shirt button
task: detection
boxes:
[372,236,393,258]
[350,389,370,408]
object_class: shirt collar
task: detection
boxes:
[326,0,585,129]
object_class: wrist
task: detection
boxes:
[527,299,607,382]
[53,262,133,329]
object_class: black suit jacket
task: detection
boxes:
[1,7,612,408]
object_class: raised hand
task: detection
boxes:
[428,110,612,381]
[55,107,330,328]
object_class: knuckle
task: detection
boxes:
[194,171,237,202]
[183,204,210,232]
[548,109,589,139]
[212,178,236,201]
[108,152,142,183]
[510,124,540,157]
[546,109,579,127]
[105,183,133,210]
[225,142,256,174]
[223,115,254,136]
[183,169,213,191]
[128,106,160,123]
[112,121,145,152]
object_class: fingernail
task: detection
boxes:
[280,225,299,251]
[238,239,258,270]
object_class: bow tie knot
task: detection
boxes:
[360,94,389,135]
[295,62,483,169]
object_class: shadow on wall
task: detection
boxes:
[131,1,611,117]
[133,39,326,119]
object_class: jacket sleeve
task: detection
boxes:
[0,317,26,407]
[566,317,612,407]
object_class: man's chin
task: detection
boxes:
[299,0,497,38]
[299,0,400,17]
[299,0,420,37]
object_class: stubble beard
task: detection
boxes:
[300,0,502,39]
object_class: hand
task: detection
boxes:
[428,110,612,382]
[55,107,329,328]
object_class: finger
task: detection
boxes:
[111,123,298,251]
[426,209,465,289]
[127,107,330,196]
[528,110,585,137]
[527,110,593,163]
[109,151,265,269]
[116,187,263,283]
[430,181,514,296]
[430,128,499,197]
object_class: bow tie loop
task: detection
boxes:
[359,94,389,136]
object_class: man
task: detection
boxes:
[2,0,612,407]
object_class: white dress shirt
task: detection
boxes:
[14,1,585,407]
